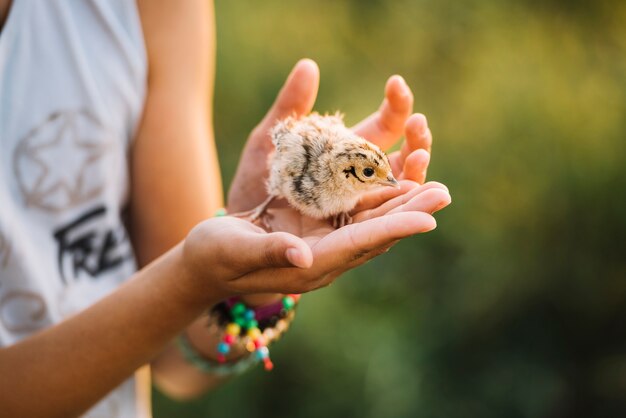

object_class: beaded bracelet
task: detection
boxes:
[176,333,260,376]
[176,295,300,375]
[213,294,301,371]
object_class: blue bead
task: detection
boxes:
[256,346,269,359]
[244,309,256,321]
[217,342,230,354]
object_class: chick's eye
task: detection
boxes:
[363,167,375,177]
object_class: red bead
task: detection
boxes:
[254,337,265,348]
[224,334,235,344]
[263,358,274,371]
[217,354,226,363]
[288,294,301,302]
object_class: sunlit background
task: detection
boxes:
[154,0,626,417]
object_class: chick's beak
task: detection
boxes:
[380,175,400,189]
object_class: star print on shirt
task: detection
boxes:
[13,109,119,213]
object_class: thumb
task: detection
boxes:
[258,59,319,134]
[237,230,313,271]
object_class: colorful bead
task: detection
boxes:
[256,346,269,359]
[215,295,301,373]
[225,323,241,336]
[232,302,246,316]
[282,296,295,310]
[254,338,265,349]
[214,208,227,217]
[276,319,287,332]
[245,340,256,353]
[244,309,256,321]
[247,327,261,340]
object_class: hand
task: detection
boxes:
[181,216,312,299]
[224,59,450,296]
[228,59,436,213]
[182,192,446,296]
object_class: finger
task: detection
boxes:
[387,151,404,177]
[400,114,431,162]
[226,211,435,295]
[254,59,320,143]
[352,179,418,213]
[231,236,396,295]
[386,188,451,216]
[323,241,398,283]
[313,211,436,274]
[228,229,314,271]
[400,149,430,183]
[354,188,450,222]
[353,181,450,221]
[352,75,413,150]
[340,190,450,281]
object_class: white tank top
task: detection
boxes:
[0,1,149,417]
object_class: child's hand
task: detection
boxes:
[219,59,448,305]
[181,216,313,300]
[228,59,432,214]
[181,186,445,299]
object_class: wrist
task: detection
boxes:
[212,295,300,370]
[184,315,248,362]
[178,294,301,374]
[172,242,227,310]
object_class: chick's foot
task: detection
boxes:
[332,212,353,229]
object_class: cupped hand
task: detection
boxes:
[224,59,449,298]
[183,181,449,297]
[182,216,312,298]
[228,59,435,214]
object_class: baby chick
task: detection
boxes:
[241,112,399,228]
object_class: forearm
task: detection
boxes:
[151,316,238,399]
[0,244,220,418]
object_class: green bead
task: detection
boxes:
[214,208,227,217]
[232,302,246,316]
[247,319,258,329]
[234,316,247,327]
[282,296,295,310]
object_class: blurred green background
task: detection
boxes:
[154,0,626,417]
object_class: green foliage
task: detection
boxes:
[154,1,626,416]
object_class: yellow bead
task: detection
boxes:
[225,323,241,336]
[245,340,256,353]
[247,327,261,340]
[276,320,287,332]
[263,328,275,340]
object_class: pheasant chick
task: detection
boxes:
[247,112,399,228]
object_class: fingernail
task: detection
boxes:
[397,77,411,97]
[285,248,305,268]
[393,75,407,87]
